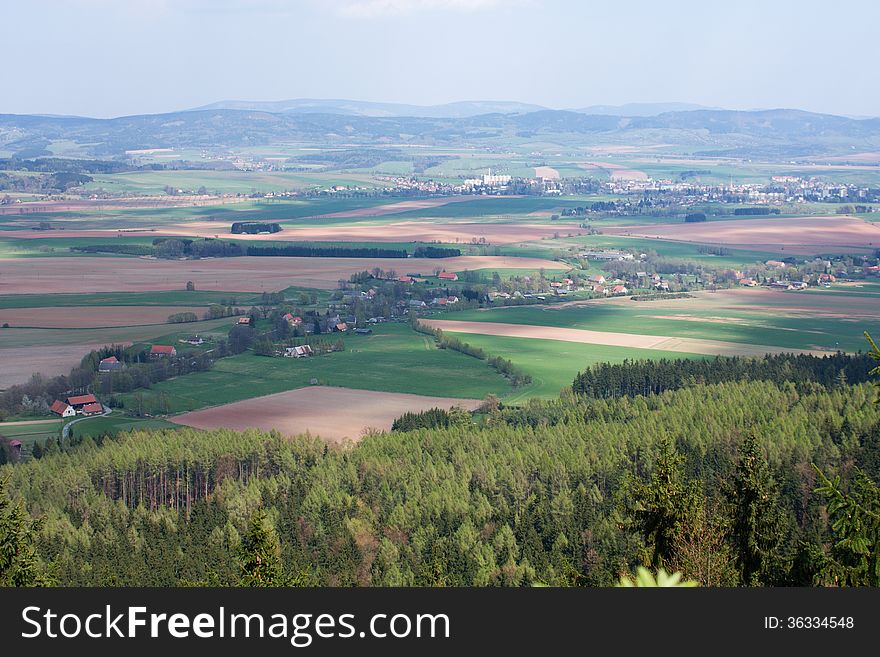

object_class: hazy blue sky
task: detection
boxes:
[4,0,878,117]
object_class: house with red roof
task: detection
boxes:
[150,345,177,359]
[50,400,76,418]
[81,402,104,416]
[438,271,458,281]
[67,393,98,408]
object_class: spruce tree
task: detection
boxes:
[726,433,787,585]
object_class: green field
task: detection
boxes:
[69,413,178,439]
[447,296,875,352]
[0,420,63,446]
[81,170,385,195]
[447,332,707,401]
[0,290,266,309]
[119,323,511,415]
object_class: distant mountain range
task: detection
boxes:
[1,105,879,160]
[190,99,723,119]
[190,99,549,118]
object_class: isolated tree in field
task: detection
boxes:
[186,280,195,291]
[0,476,52,586]
[727,432,787,586]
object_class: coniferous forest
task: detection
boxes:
[3,360,880,586]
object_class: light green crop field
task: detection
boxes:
[446,332,708,401]
[447,292,878,353]
[81,170,385,195]
[119,323,511,415]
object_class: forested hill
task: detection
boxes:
[3,379,879,587]
[2,107,878,158]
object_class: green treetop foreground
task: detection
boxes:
[2,369,880,587]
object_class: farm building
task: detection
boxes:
[282,313,303,327]
[98,356,123,373]
[438,271,458,281]
[67,393,98,410]
[398,276,415,284]
[611,285,629,295]
[335,322,348,332]
[184,335,204,345]
[284,345,313,358]
[588,274,606,285]
[50,400,76,418]
[81,402,104,416]
[237,317,252,326]
[150,345,177,358]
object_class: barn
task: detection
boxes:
[150,345,177,358]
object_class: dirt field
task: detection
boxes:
[155,221,581,244]
[605,215,880,254]
[173,386,484,443]
[421,319,829,357]
[0,343,127,389]
[578,161,649,181]
[305,195,502,219]
[534,166,560,179]
[0,255,567,294]
[0,306,208,328]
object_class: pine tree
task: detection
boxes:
[238,508,284,587]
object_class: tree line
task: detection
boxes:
[571,352,876,399]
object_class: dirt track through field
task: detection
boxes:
[421,319,831,357]
[173,386,483,443]
[605,215,880,254]
[0,255,568,294]
[0,306,208,328]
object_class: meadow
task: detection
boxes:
[446,290,878,353]
[442,332,707,400]
[119,323,511,415]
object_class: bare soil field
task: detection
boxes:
[0,306,208,329]
[305,195,502,219]
[605,215,880,254]
[578,161,649,181]
[421,319,829,357]
[158,220,578,244]
[534,166,560,179]
[0,255,568,294]
[0,343,125,389]
[174,386,484,443]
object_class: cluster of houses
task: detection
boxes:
[50,393,103,418]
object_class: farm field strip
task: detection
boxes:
[604,215,880,255]
[421,319,829,357]
[173,386,484,443]
[0,305,209,328]
[0,255,568,294]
